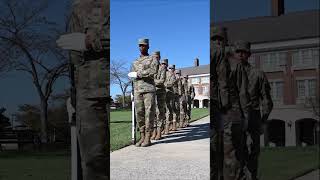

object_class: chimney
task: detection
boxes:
[194,58,199,67]
[271,0,285,16]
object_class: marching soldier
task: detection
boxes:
[131,38,159,147]
[210,26,251,180]
[173,69,182,131]
[164,64,176,135]
[151,53,168,140]
[180,75,189,128]
[186,75,195,126]
[234,40,273,180]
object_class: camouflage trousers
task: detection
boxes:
[211,109,250,180]
[186,96,192,120]
[179,95,187,125]
[134,92,156,133]
[155,91,166,129]
[165,91,175,125]
[247,110,262,180]
[76,94,108,180]
[173,94,180,123]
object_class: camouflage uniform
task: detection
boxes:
[68,0,109,179]
[180,75,189,127]
[153,57,168,140]
[131,38,159,147]
[210,27,251,180]
[186,76,195,124]
[164,64,176,134]
[173,70,183,131]
[235,41,273,180]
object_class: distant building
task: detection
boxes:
[180,58,209,108]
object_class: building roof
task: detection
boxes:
[211,10,320,44]
[179,64,209,76]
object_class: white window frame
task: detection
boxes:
[291,48,319,70]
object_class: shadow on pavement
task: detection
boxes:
[153,122,209,145]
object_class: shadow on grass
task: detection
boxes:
[153,122,209,145]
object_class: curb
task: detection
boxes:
[288,168,319,180]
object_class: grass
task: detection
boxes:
[110,108,209,151]
[259,146,319,180]
[0,140,318,180]
[0,150,70,180]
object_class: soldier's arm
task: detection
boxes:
[260,71,273,123]
[138,57,159,78]
[154,67,166,85]
[165,72,174,87]
[178,79,182,95]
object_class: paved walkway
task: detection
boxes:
[295,169,319,180]
[110,116,210,180]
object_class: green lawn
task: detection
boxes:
[110,108,209,151]
[0,151,70,180]
[0,145,318,180]
[259,146,319,180]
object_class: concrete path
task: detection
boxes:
[295,169,319,180]
[110,116,210,180]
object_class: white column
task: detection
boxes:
[260,134,265,147]
[199,100,203,108]
[285,120,296,146]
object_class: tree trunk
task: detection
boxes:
[122,92,126,108]
[40,99,49,143]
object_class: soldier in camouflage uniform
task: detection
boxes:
[179,75,189,128]
[186,75,195,126]
[164,64,176,135]
[131,38,159,147]
[62,0,110,179]
[210,27,251,180]
[172,69,182,131]
[151,53,167,140]
[234,40,273,180]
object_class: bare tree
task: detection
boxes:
[0,0,69,143]
[110,60,131,108]
[305,96,320,119]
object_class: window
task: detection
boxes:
[203,86,209,95]
[291,48,319,67]
[297,80,305,98]
[270,81,284,101]
[201,76,209,84]
[308,79,316,97]
[296,79,317,99]
[260,52,286,71]
[191,78,199,84]
[198,87,203,95]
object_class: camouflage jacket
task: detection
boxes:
[243,62,273,122]
[131,54,159,93]
[165,70,176,93]
[154,64,167,93]
[69,0,109,99]
[175,76,183,96]
[210,46,251,122]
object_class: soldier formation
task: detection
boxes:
[210,27,273,180]
[130,38,195,147]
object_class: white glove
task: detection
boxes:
[56,32,86,51]
[66,97,75,124]
[128,72,138,78]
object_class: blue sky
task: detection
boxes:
[110,0,210,98]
